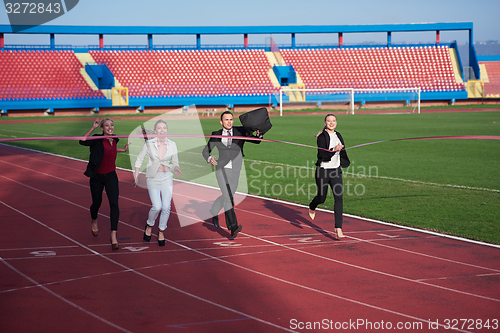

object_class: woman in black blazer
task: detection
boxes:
[308,114,350,238]
[79,118,130,250]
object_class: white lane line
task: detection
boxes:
[0,258,133,333]
[3,142,499,246]
[3,154,500,275]
[0,199,297,332]
[0,204,130,333]
[242,157,500,193]
[3,159,500,291]
[2,148,499,323]
[0,177,484,332]
[238,229,500,305]
[415,272,500,282]
[236,205,500,272]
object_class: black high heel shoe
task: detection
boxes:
[143,224,152,242]
[158,230,165,246]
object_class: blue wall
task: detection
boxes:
[85,63,115,89]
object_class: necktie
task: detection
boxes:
[226,130,232,148]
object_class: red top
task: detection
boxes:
[97,139,117,174]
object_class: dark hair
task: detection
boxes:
[220,111,233,121]
[324,113,336,121]
[154,119,168,131]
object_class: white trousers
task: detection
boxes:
[146,172,173,231]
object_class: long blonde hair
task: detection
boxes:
[100,118,113,128]
[154,120,168,132]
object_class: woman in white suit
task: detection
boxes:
[133,120,181,246]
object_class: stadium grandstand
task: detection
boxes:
[0,22,498,116]
[478,56,500,98]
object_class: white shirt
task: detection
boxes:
[208,128,233,169]
[320,132,341,169]
[135,138,179,177]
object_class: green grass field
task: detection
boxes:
[1,110,499,244]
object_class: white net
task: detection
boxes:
[278,87,421,115]
[279,87,354,115]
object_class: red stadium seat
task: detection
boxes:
[0,50,102,100]
[279,46,464,92]
[89,49,274,97]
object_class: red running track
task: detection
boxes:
[0,143,499,333]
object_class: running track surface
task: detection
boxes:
[0,144,499,333]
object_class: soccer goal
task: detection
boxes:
[279,87,421,116]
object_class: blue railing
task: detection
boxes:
[0,87,105,101]
[85,44,268,51]
[126,83,279,98]
[1,42,455,52]
[303,79,464,92]
[281,42,453,50]
[1,44,74,50]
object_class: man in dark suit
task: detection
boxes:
[202,111,261,238]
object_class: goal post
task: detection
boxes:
[279,87,421,116]
[279,87,354,116]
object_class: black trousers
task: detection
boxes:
[309,167,344,228]
[89,171,119,231]
[211,167,240,231]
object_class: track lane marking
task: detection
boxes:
[237,206,500,273]
[0,177,483,332]
[0,193,298,332]
[0,148,496,332]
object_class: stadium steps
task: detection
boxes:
[448,48,463,83]
[74,53,99,91]
[264,51,279,66]
[265,52,281,87]
[264,52,282,88]
[265,51,305,93]
[287,83,305,102]
[295,71,305,87]
[75,52,123,99]
[479,64,489,82]
[267,68,281,88]
[274,51,285,64]
[466,80,484,98]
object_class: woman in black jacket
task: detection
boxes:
[79,118,130,250]
[308,114,350,238]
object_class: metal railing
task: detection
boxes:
[125,83,279,97]
[0,87,105,100]
[1,42,454,52]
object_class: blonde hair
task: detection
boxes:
[154,119,168,132]
[100,118,113,128]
